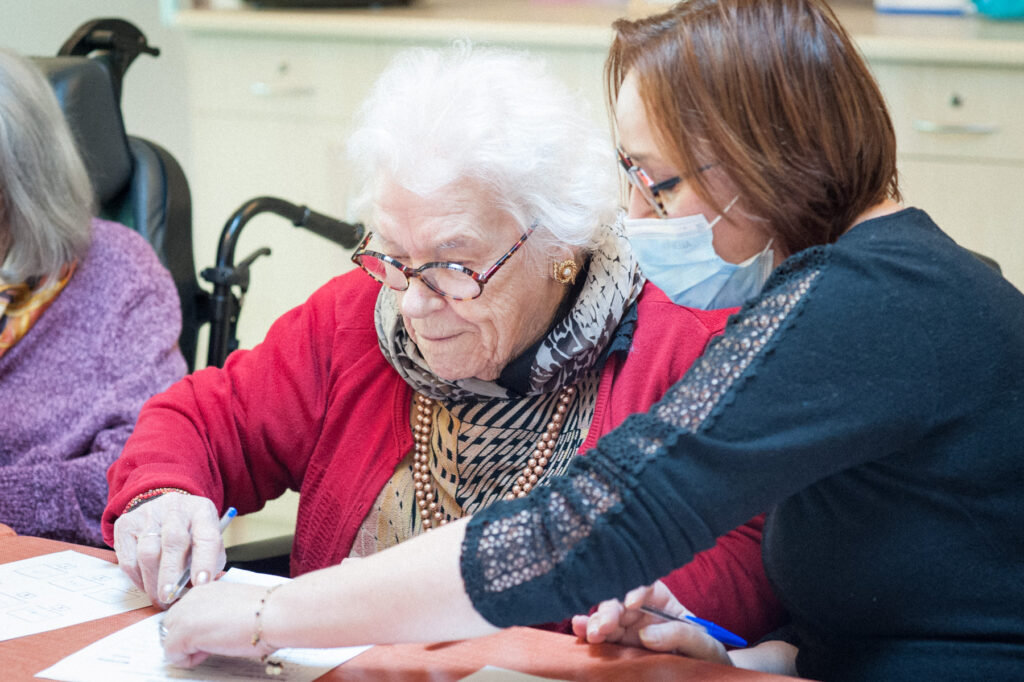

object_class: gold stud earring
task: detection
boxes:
[553,259,579,285]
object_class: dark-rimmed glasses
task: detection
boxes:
[617,146,712,219]
[351,221,536,301]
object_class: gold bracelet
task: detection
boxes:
[252,584,284,675]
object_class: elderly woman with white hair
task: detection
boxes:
[106,44,782,642]
[0,48,185,545]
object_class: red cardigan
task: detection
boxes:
[104,271,783,642]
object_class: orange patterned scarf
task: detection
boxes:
[0,261,77,358]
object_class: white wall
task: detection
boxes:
[0,0,192,176]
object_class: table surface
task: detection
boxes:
[0,531,793,682]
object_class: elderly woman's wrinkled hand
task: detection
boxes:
[112,493,225,607]
[571,580,731,665]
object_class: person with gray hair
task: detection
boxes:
[0,48,186,545]
[107,44,782,643]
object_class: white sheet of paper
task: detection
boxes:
[0,549,149,642]
[36,568,371,682]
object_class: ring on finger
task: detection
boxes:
[158,621,168,642]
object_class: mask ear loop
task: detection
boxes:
[734,238,776,269]
[707,196,774,267]
[707,195,741,229]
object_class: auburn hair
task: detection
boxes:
[607,0,900,255]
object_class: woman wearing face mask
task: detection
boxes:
[160,1,1024,680]
[619,158,774,310]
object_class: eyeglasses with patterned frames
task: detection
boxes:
[616,146,713,219]
[351,221,536,301]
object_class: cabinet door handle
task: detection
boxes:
[249,82,316,98]
[913,120,999,135]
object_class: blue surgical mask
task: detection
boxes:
[624,199,774,309]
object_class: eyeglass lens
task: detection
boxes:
[355,255,483,299]
[618,149,667,217]
[625,170,664,215]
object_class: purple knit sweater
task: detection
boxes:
[0,218,186,545]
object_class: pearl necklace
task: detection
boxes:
[412,385,576,530]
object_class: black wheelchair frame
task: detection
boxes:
[38,18,365,370]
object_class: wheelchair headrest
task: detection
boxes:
[30,56,133,207]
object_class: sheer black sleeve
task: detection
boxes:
[460,247,938,626]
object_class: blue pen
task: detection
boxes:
[164,506,237,604]
[640,605,748,648]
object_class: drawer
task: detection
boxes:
[871,62,1024,162]
[184,35,391,120]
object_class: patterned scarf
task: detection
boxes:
[0,262,77,359]
[351,219,644,555]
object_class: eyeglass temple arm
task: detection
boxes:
[480,225,535,280]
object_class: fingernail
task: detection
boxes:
[160,584,175,603]
[194,571,210,586]
[639,626,660,645]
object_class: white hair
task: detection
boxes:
[0,48,93,282]
[346,43,618,261]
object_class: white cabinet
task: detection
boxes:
[870,61,1024,288]
[185,36,394,354]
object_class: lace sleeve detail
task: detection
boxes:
[473,469,621,593]
[462,254,826,627]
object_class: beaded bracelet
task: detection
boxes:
[252,583,284,675]
[121,487,191,516]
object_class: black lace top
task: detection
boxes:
[461,208,1024,680]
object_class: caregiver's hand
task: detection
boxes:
[160,580,275,669]
[571,580,731,666]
